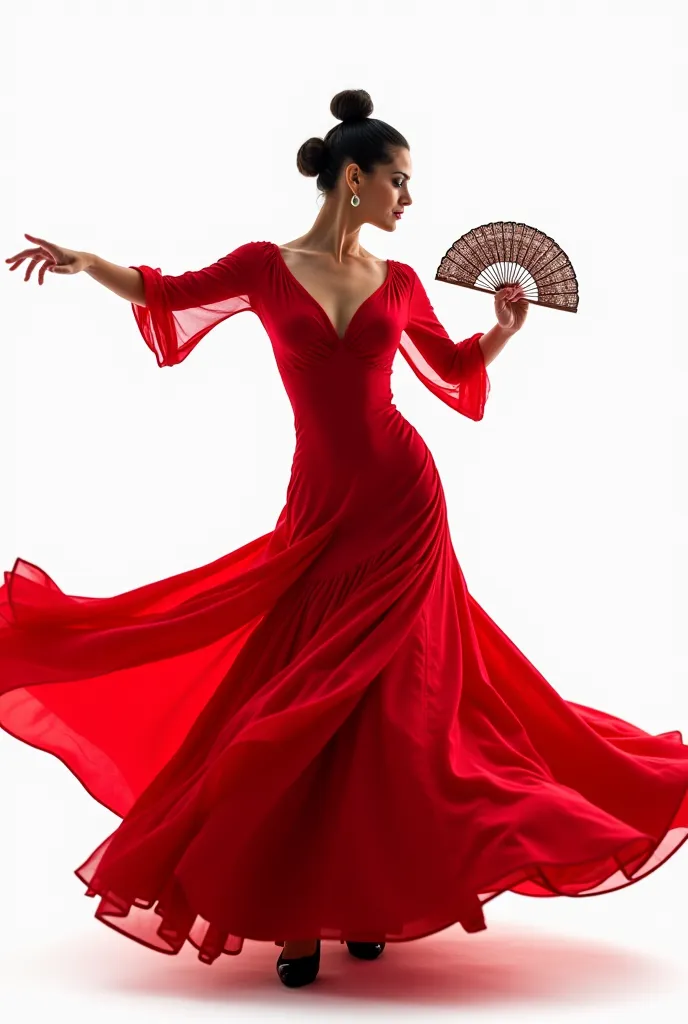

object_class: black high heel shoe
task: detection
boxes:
[276,940,321,987]
[346,940,386,960]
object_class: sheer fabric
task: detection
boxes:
[129,241,262,367]
[1,239,687,966]
[399,269,489,420]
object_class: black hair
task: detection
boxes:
[296,89,409,197]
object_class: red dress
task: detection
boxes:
[2,239,687,964]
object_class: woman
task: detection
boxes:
[3,88,688,990]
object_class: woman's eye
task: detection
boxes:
[395,179,405,187]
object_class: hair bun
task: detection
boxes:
[330,88,374,123]
[296,137,328,178]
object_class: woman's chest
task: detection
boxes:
[256,244,411,371]
[276,246,390,343]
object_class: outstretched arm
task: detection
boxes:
[87,241,266,310]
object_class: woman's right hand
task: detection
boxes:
[5,233,92,285]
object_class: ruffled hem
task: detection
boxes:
[72,793,688,964]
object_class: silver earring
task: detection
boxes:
[350,193,360,207]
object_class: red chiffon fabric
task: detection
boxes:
[2,239,688,965]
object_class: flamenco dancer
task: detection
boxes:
[3,88,688,989]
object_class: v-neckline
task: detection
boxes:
[270,241,393,343]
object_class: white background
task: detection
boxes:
[1,0,686,1020]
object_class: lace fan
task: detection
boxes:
[436,221,579,313]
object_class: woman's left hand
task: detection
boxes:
[494,283,529,331]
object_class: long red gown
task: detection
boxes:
[2,239,688,964]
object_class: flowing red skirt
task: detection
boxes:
[2,495,688,964]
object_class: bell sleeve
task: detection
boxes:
[398,267,490,421]
[129,240,263,367]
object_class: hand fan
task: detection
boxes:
[436,221,579,313]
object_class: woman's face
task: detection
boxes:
[345,146,413,233]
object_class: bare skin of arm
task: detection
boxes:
[478,322,519,367]
[82,254,145,305]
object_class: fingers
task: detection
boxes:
[5,247,43,264]
[6,236,58,270]
[16,256,53,283]
[24,257,41,282]
[5,245,55,283]
[497,285,527,303]
[38,260,61,284]
[24,234,61,262]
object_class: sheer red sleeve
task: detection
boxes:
[129,240,263,367]
[398,267,490,421]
